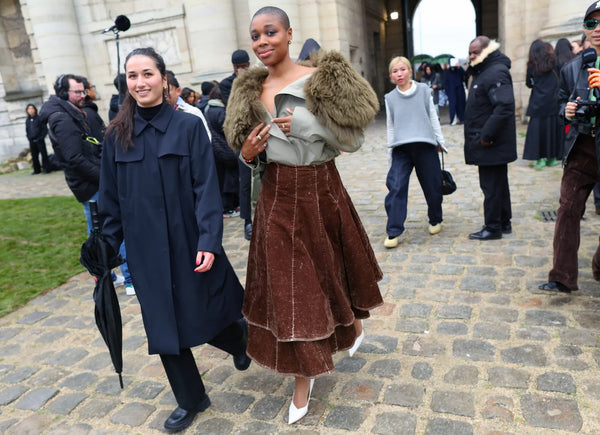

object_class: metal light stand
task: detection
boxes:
[114,29,123,107]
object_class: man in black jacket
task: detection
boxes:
[40,73,132,291]
[540,2,600,293]
[220,49,253,240]
[39,74,99,221]
[464,36,517,240]
[219,49,250,104]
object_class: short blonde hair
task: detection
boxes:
[388,56,412,74]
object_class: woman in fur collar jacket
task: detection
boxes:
[224,5,383,425]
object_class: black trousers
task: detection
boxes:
[160,318,246,410]
[238,157,252,224]
[29,139,49,173]
[478,164,512,232]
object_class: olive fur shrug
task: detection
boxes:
[223,50,380,152]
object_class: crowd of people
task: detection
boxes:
[21,1,600,432]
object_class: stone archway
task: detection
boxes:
[0,0,43,162]
[0,0,41,100]
[383,0,499,60]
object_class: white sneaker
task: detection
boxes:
[384,236,400,248]
[113,274,125,287]
[428,223,442,235]
[125,285,136,295]
[451,119,458,126]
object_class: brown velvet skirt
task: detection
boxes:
[243,160,383,378]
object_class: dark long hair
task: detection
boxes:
[106,47,167,151]
[555,38,575,70]
[181,87,195,104]
[527,39,556,75]
[25,104,37,117]
[208,81,224,103]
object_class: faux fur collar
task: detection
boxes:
[470,40,501,67]
[224,50,380,151]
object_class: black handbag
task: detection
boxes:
[441,151,457,195]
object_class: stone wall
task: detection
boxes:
[0,0,595,162]
[0,0,42,162]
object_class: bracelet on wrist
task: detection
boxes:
[243,156,256,163]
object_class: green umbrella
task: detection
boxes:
[411,54,434,65]
[431,54,455,65]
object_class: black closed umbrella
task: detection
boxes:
[80,200,125,388]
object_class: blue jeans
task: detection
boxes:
[82,192,132,286]
[385,143,443,237]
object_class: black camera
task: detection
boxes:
[574,95,600,136]
[573,48,600,135]
[574,98,600,121]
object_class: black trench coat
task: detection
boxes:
[98,103,243,355]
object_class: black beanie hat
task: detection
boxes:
[231,49,250,65]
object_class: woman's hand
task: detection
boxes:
[194,251,214,273]
[240,123,271,161]
[272,108,294,137]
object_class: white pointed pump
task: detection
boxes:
[348,320,364,357]
[288,378,315,424]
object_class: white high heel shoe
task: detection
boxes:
[348,320,364,357]
[288,378,314,424]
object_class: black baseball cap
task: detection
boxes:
[585,1,600,20]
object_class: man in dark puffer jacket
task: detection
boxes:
[39,74,100,215]
[464,36,517,241]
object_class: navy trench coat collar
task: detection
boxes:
[133,103,173,136]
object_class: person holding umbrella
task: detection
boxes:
[97,47,250,433]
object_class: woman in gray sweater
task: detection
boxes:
[384,56,447,248]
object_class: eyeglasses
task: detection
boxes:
[584,18,600,30]
[68,90,87,96]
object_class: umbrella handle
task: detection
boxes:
[89,200,102,233]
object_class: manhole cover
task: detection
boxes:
[540,210,557,222]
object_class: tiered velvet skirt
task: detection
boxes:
[243,160,383,378]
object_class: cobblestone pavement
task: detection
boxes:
[1,115,600,435]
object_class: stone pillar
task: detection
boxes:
[539,0,589,40]
[25,0,87,92]
[185,0,238,73]
[500,0,548,118]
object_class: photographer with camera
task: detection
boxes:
[539,2,600,293]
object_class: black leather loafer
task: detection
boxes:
[244,223,253,241]
[164,394,210,432]
[538,281,571,293]
[234,352,251,371]
[468,229,502,240]
[233,318,251,371]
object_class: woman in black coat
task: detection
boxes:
[555,38,575,71]
[98,47,249,432]
[25,104,50,174]
[204,82,239,217]
[420,64,442,113]
[523,40,563,168]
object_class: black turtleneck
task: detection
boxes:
[136,102,164,121]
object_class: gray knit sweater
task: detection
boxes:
[384,81,444,149]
